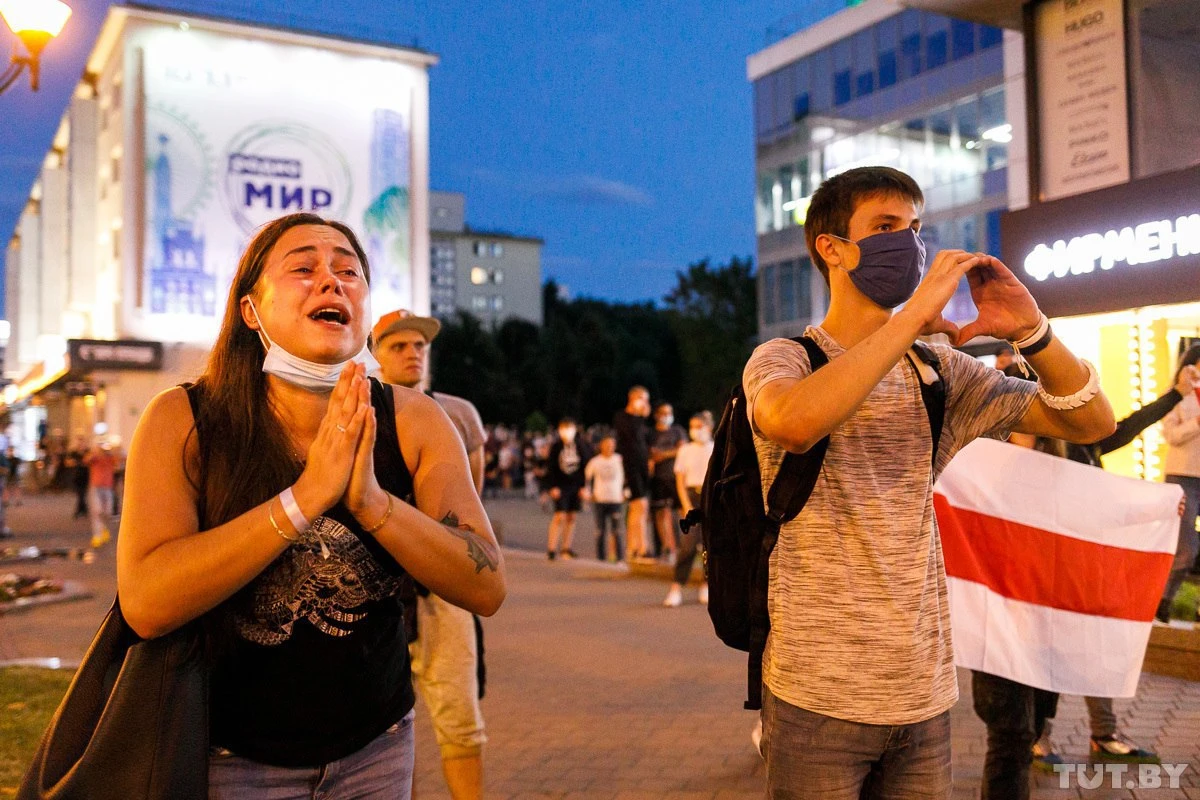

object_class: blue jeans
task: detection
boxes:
[208,710,415,799]
[762,688,952,799]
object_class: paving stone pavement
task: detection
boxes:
[2,490,1199,798]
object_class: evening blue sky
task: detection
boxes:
[0,1,830,303]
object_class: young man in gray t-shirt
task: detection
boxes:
[745,166,1116,798]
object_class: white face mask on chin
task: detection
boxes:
[245,297,380,393]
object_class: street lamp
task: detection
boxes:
[0,0,72,94]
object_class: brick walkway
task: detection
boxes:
[3,491,1199,798]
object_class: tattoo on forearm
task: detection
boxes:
[441,511,499,574]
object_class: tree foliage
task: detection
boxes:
[429,256,757,426]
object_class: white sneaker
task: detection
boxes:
[663,586,682,607]
[698,584,709,606]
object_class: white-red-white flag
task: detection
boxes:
[934,438,1182,697]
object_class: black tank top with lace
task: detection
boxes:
[187,378,416,767]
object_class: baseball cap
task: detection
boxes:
[371,309,441,350]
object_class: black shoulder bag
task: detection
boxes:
[17,386,211,799]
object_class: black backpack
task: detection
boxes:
[682,335,945,710]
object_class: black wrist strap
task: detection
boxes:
[1019,325,1054,358]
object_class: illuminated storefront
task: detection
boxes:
[1005,163,1200,481]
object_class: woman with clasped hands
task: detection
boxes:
[116,213,505,797]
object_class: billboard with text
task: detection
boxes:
[137,24,420,339]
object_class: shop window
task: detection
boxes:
[951,20,976,60]
[986,210,1002,255]
[834,70,852,106]
[793,93,810,121]
[926,30,948,69]
[899,10,922,79]
[809,49,832,112]
[856,71,875,98]
[979,24,1002,49]
[900,32,921,79]
[778,262,797,322]
[762,265,778,326]
[878,49,898,89]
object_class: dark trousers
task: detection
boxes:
[594,502,622,560]
[674,488,704,585]
[971,671,1059,800]
[73,481,88,517]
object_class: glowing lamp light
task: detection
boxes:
[0,0,71,37]
[0,0,72,93]
[981,124,1013,144]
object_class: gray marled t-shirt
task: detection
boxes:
[743,326,1038,725]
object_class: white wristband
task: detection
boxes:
[1037,359,1101,410]
[279,487,310,534]
[1010,313,1050,349]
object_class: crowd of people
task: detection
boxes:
[0,435,124,548]
[23,164,1200,800]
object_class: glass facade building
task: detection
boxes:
[752,7,1009,340]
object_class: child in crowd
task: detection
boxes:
[585,434,625,562]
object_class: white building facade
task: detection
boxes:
[2,5,436,454]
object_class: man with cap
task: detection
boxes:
[372,308,488,800]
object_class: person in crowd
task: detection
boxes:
[84,440,120,549]
[585,433,625,562]
[545,417,591,560]
[522,438,540,499]
[115,213,505,797]
[1023,358,1200,770]
[0,432,8,538]
[663,411,713,607]
[65,439,89,519]
[613,387,652,561]
[744,166,1114,797]
[1160,343,1200,622]
[648,402,685,563]
[371,307,491,800]
[4,445,20,508]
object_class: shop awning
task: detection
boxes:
[2,361,70,408]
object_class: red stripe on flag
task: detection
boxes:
[934,494,1173,622]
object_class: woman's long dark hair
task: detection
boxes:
[187,213,371,529]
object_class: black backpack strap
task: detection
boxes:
[744,335,833,710]
[907,341,946,470]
